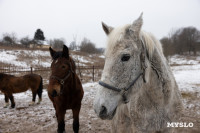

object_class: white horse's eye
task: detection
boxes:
[121,54,130,62]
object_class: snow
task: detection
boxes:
[83,82,98,88]
[0,52,200,132]
[0,49,50,67]
[173,68,200,92]
[72,55,89,63]
[99,55,105,58]
[0,49,103,68]
[0,50,28,67]
[170,55,200,65]
[170,55,200,92]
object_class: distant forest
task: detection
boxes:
[1,26,200,56]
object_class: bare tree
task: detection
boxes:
[161,27,200,56]
[69,35,78,50]
[2,33,17,46]
[160,37,174,59]
[179,27,200,55]
[20,36,31,47]
[49,38,66,50]
[69,41,77,50]
[79,38,97,54]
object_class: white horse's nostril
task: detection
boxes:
[99,105,107,117]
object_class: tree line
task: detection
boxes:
[0,29,45,48]
[160,26,200,58]
[1,26,200,56]
[0,29,104,54]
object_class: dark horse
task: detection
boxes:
[48,45,84,133]
[0,73,43,108]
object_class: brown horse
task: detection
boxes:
[0,73,43,108]
[48,45,84,133]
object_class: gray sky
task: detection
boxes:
[0,0,200,48]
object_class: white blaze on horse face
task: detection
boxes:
[55,59,58,64]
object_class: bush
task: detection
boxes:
[2,33,17,46]
[160,26,200,56]
[49,38,66,50]
[79,38,98,54]
[20,36,31,47]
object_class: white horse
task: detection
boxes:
[94,13,183,133]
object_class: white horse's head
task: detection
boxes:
[94,13,154,120]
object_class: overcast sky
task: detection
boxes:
[0,0,199,48]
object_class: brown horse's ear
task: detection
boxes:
[102,22,113,35]
[62,45,69,59]
[49,47,56,59]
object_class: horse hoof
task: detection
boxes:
[3,105,9,108]
[57,130,65,133]
[37,99,42,104]
[10,104,15,108]
[29,102,35,106]
[3,103,9,108]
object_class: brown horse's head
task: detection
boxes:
[48,45,74,97]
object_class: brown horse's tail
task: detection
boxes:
[37,76,43,101]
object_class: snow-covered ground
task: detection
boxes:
[0,49,102,68]
[0,82,111,133]
[0,53,200,132]
[0,49,51,67]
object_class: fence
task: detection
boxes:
[0,65,104,83]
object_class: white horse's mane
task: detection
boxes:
[105,24,163,59]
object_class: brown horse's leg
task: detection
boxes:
[29,91,37,106]
[56,108,66,133]
[32,92,37,102]
[72,106,81,133]
[37,91,42,104]
[4,94,9,108]
[37,77,43,104]
[8,94,15,108]
[53,102,57,118]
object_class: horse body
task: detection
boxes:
[94,13,183,133]
[0,73,43,108]
[48,45,84,133]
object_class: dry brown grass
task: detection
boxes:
[181,92,196,99]
[0,46,104,85]
[0,45,49,51]
[178,90,200,133]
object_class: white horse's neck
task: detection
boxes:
[128,47,182,132]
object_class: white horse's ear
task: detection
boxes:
[102,22,113,35]
[130,13,143,35]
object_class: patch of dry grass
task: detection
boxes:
[181,92,196,99]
